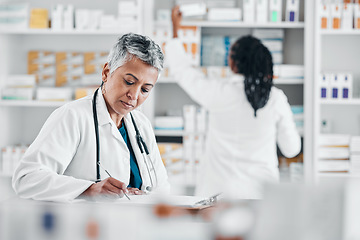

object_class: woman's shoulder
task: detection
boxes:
[53,95,92,117]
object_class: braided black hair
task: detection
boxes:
[230,35,273,117]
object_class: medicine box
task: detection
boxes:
[319,4,330,29]
[342,3,353,30]
[339,73,352,99]
[318,159,350,172]
[256,0,268,23]
[36,87,72,101]
[243,0,255,22]
[207,8,242,21]
[319,74,330,99]
[51,4,63,30]
[29,8,49,29]
[118,0,138,17]
[354,3,360,29]
[269,0,282,22]
[286,0,299,22]
[330,3,342,29]
[329,74,340,99]
[63,5,74,30]
[179,2,207,17]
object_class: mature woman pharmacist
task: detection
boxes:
[12,33,170,202]
[168,7,301,199]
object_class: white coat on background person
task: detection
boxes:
[12,33,170,202]
[167,6,301,199]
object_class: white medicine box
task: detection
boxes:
[243,0,256,22]
[342,3,354,30]
[330,3,342,29]
[339,73,353,99]
[256,0,268,23]
[286,0,299,22]
[269,0,282,22]
[320,4,330,29]
[329,74,341,99]
[355,3,360,29]
[320,74,330,99]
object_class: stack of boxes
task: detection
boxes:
[318,134,351,173]
[21,0,142,31]
[253,29,284,65]
[320,0,360,30]
[1,75,35,100]
[183,105,208,186]
[26,50,108,101]
[319,72,353,100]
[350,136,360,175]
[201,35,237,66]
[273,65,304,82]
[0,3,28,30]
[28,51,56,86]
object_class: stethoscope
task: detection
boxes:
[92,87,158,191]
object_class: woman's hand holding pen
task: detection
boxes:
[171,5,182,38]
[81,177,129,199]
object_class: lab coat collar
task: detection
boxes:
[96,89,115,126]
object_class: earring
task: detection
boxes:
[102,82,106,95]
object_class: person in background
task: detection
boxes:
[167,6,301,199]
[12,33,170,202]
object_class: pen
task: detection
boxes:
[97,162,131,200]
[194,192,222,205]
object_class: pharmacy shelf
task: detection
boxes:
[158,77,304,85]
[0,28,127,35]
[320,99,360,105]
[154,129,206,137]
[320,29,360,35]
[156,20,305,29]
[0,100,69,107]
[318,172,360,178]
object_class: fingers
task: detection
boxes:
[107,177,127,191]
[127,188,144,195]
[102,178,128,197]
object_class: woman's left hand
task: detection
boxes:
[127,188,144,195]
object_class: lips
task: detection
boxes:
[121,100,134,109]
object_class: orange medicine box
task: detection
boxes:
[29,8,49,29]
[330,4,342,29]
[320,4,330,29]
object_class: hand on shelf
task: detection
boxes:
[171,5,182,38]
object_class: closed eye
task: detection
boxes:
[124,79,134,85]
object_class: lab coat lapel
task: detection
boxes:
[96,90,123,142]
[123,113,151,190]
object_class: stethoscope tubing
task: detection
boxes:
[92,87,158,189]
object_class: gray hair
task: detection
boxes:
[107,33,164,78]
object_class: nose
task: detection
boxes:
[127,86,141,100]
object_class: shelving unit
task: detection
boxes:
[0,0,315,188]
[0,0,151,181]
[0,29,129,35]
[172,20,305,28]
[313,1,360,181]
[0,100,69,107]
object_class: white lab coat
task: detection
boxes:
[12,90,170,202]
[166,39,301,199]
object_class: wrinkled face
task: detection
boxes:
[102,57,158,118]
